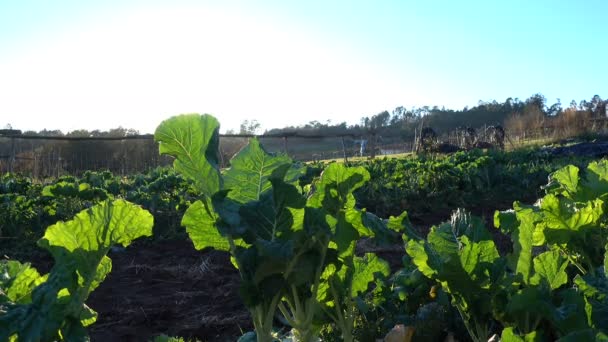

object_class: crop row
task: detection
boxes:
[1,134,593,258]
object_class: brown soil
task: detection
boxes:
[87,239,251,342]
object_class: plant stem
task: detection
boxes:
[455,303,482,342]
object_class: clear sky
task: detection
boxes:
[0,0,606,134]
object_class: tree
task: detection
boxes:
[525,93,547,113]
[546,99,562,116]
[590,95,605,117]
[390,106,406,125]
[239,120,261,135]
[370,111,390,129]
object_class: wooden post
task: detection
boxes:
[8,137,15,173]
[33,153,38,179]
[370,132,376,159]
[56,148,61,178]
[283,136,288,155]
[341,136,348,163]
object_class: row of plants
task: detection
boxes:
[2,114,607,341]
[352,148,595,219]
[2,137,593,257]
[0,167,195,259]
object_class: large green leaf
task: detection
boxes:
[501,327,542,342]
[351,253,390,297]
[308,163,370,214]
[305,163,371,256]
[540,195,603,243]
[459,236,500,286]
[155,114,221,197]
[530,250,569,290]
[40,199,153,254]
[574,274,608,333]
[584,161,608,199]
[405,239,437,278]
[223,138,292,204]
[388,211,419,240]
[0,261,47,304]
[240,179,306,241]
[181,199,230,251]
[550,165,580,197]
[496,202,546,284]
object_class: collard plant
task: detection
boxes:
[0,200,154,341]
[494,160,608,340]
[155,114,399,342]
[402,161,608,342]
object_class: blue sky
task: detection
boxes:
[0,0,606,133]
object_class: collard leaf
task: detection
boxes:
[496,203,542,284]
[39,199,153,254]
[41,181,79,198]
[405,239,437,278]
[333,213,359,255]
[582,160,608,201]
[155,114,221,197]
[316,264,338,307]
[237,180,306,242]
[427,223,459,257]
[38,200,152,303]
[223,138,292,204]
[1,200,153,342]
[0,260,47,304]
[345,208,371,237]
[361,211,399,246]
[459,236,499,285]
[541,195,603,244]
[574,274,608,332]
[181,199,230,251]
[530,250,569,290]
[308,163,370,213]
[501,327,542,342]
[87,255,112,294]
[549,165,580,197]
[351,253,390,298]
[389,211,419,240]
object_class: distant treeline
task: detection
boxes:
[265,93,608,138]
[5,93,607,139]
[1,93,607,177]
